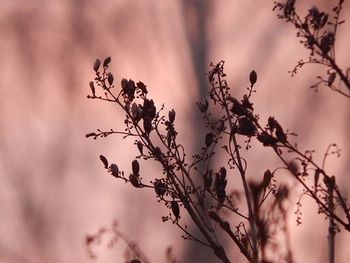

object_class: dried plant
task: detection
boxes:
[86,1,350,262]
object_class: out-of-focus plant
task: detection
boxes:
[86,1,349,262]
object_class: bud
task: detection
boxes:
[168,109,176,124]
[121,78,128,92]
[103,56,111,68]
[262,169,272,188]
[320,32,334,56]
[132,159,140,175]
[314,169,320,190]
[237,117,256,136]
[288,160,299,176]
[154,179,166,197]
[320,14,328,28]
[137,141,143,155]
[110,163,119,177]
[99,155,108,168]
[89,81,95,96]
[323,175,335,190]
[171,201,180,219]
[327,72,336,87]
[131,103,143,123]
[275,125,287,143]
[284,0,295,18]
[107,72,114,85]
[208,210,220,222]
[205,133,214,147]
[136,81,148,94]
[129,173,140,187]
[143,119,152,135]
[93,59,101,72]
[153,147,162,159]
[249,70,257,86]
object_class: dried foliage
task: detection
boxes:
[86,1,350,262]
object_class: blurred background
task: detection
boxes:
[0,0,349,262]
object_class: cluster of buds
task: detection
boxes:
[129,97,157,136]
[307,6,329,30]
[165,109,177,147]
[267,117,287,143]
[213,167,228,207]
[121,79,137,102]
[154,179,167,197]
[129,159,142,188]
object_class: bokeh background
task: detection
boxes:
[0,0,349,262]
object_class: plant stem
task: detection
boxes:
[216,74,259,262]
[328,186,335,263]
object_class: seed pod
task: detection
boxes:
[89,81,95,96]
[93,59,101,72]
[110,163,119,177]
[168,109,176,124]
[288,161,299,176]
[153,147,162,159]
[327,72,336,87]
[284,0,295,18]
[143,119,152,135]
[136,81,148,94]
[262,169,272,188]
[171,201,180,219]
[99,155,108,168]
[238,117,256,136]
[314,169,320,189]
[107,72,114,85]
[268,116,277,129]
[229,97,247,116]
[208,210,220,222]
[249,70,257,86]
[320,14,328,28]
[257,132,278,147]
[275,125,287,143]
[121,78,128,92]
[205,133,214,147]
[320,32,334,56]
[154,179,167,197]
[323,175,335,190]
[132,159,140,175]
[129,173,140,187]
[103,56,111,68]
[137,141,143,155]
[131,103,143,123]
